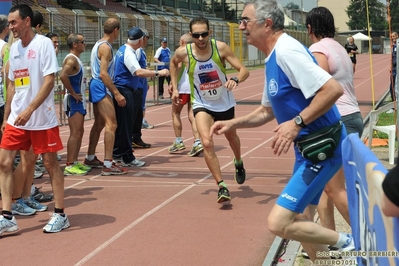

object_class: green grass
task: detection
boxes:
[375,111,396,138]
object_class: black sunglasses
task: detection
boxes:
[192,31,209,39]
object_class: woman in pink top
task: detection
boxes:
[305,5,363,252]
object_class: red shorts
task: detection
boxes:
[1,124,63,154]
[179,94,190,105]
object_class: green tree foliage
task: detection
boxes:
[389,0,399,31]
[346,0,387,30]
[285,2,300,10]
[203,0,236,20]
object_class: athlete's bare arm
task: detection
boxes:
[60,55,82,102]
[170,46,188,105]
[98,42,126,107]
[217,41,249,89]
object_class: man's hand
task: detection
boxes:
[271,120,301,156]
[210,120,232,136]
[159,69,170,77]
[14,108,33,127]
[71,93,83,103]
[171,89,180,106]
[114,92,126,107]
[224,79,238,91]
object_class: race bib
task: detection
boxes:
[198,70,224,100]
[14,68,30,91]
[349,53,354,57]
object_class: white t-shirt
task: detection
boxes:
[309,38,360,116]
[8,34,59,130]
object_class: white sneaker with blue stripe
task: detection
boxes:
[43,213,70,233]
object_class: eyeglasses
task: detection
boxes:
[191,31,209,39]
[53,41,59,44]
[76,40,86,44]
[238,18,259,27]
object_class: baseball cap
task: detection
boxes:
[128,27,144,40]
[161,38,167,43]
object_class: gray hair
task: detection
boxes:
[243,0,285,31]
[67,33,81,49]
[0,15,8,33]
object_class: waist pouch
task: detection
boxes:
[296,121,342,164]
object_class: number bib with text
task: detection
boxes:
[198,70,224,100]
[14,68,30,91]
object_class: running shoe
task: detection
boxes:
[43,213,70,233]
[234,158,246,185]
[121,159,146,167]
[168,141,186,153]
[83,156,104,168]
[0,215,18,235]
[32,187,53,202]
[132,140,151,148]
[101,163,128,176]
[34,170,44,179]
[76,162,92,172]
[12,198,37,216]
[188,144,203,157]
[142,119,154,129]
[24,197,48,212]
[217,186,231,203]
[63,164,88,176]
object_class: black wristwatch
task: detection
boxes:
[155,70,159,77]
[230,77,239,84]
[294,115,306,128]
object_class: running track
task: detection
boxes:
[0,54,391,266]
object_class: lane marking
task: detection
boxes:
[74,136,275,266]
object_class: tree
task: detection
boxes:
[389,0,399,32]
[285,2,299,10]
[346,0,387,30]
[204,0,236,21]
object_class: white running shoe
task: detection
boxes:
[43,213,70,233]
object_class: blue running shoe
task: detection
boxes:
[25,197,48,212]
[12,198,36,216]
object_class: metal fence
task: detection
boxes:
[33,4,349,68]
[33,4,349,124]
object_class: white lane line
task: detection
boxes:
[74,135,275,266]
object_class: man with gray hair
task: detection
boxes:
[112,27,169,166]
[210,0,355,262]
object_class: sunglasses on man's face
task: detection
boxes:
[191,31,209,39]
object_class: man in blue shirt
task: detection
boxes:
[154,38,170,99]
[113,27,169,165]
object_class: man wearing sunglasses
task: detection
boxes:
[170,16,250,203]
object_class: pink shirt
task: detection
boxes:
[310,38,360,116]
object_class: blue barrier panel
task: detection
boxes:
[343,133,399,266]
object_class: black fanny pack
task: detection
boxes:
[296,121,343,164]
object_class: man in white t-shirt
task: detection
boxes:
[0,4,69,235]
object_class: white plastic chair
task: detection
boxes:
[368,102,396,164]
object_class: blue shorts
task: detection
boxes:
[63,94,87,118]
[276,126,346,213]
[89,79,112,103]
